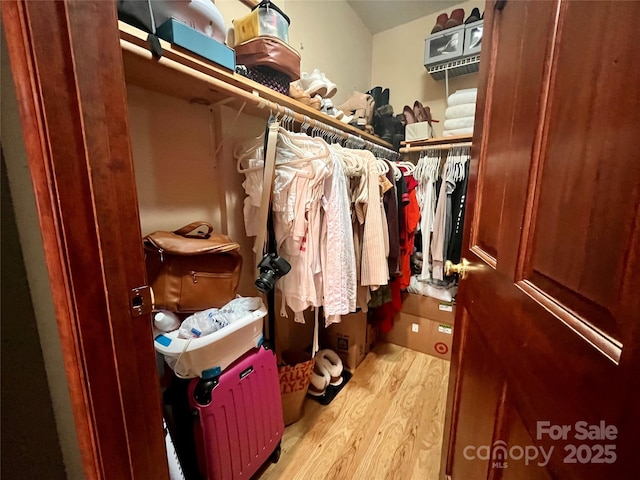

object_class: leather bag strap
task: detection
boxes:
[253,121,279,270]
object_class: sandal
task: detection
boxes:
[403,105,416,125]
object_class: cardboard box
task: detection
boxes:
[385,312,454,361]
[274,294,314,362]
[400,292,456,322]
[156,18,236,71]
[321,311,367,372]
[365,322,378,354]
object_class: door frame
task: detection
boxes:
[2,1,168,478]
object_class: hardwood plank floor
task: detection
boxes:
[256,342,450,480]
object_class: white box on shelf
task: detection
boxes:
[406,121,433,142]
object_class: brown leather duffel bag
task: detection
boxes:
[143,222,242,313]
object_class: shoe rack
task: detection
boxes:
[427,54,480,99]
[119,22,392,150]
[424,19,483,98]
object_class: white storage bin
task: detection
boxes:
[463,20,483,56]
[233,3,290,45]
[153,302,267,378]
[424,24,465,66]
[406,121,434,142]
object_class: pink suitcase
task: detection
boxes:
[189,345,284,479]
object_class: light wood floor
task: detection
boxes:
[257,342,450,480]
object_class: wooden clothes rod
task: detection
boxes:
[400,141,472,154]
[258,99,400,160]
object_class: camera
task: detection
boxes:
[255,253,291,293]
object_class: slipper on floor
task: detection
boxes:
[316,349,344,387]
[308,360,330,397]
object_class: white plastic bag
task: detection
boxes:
[177,297,264,339]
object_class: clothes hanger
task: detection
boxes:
[397,161,416,176]
[377,158,389,175]
[388,160,402,181]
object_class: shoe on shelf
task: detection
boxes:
[413,101,429,123]
[321,72,338,98]
[339,113,354,123]
[338,91,373,124]
[431,13,448,34]
[465,7,481,24]
[299,69,328,97]
[309,94,322,110]
[469,28,482,49]
[380,88,390,107]
[373,104,394,140]
[290,82,310,100]
[290,82,322,110]
[437,32,460,54]
[367,86,382,109]
[403,105,417,125]
[444,8,465,29]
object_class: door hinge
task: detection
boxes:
[129,286,153,317]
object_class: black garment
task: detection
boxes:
[396,173,408,242]
[383,161,400,277]
[447,160,470,264]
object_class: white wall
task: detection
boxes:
[371,0,484,137]
[216,0,373,106]
[127,85,265,296]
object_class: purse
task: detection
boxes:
[234,36,301,81]
[143,222,242,313]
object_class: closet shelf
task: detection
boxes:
[119,22,392,149]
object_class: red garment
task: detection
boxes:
[372,279,403,334]
[399,188,420,290]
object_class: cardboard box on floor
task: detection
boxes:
[384,293,456,361]
[274,294,315,363]
[321,311,368,372]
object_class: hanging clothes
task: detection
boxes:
[356,149,390,290]
[237,124,397,329]
[383,159,401,277]
[447,159,471,264]
[399,172,420,290]
[322,147,357,325]
[414,151,441,282]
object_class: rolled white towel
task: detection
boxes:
[443,126,474,137]
[445,103,476,120]
[447,88,477,107]
[444,116,475,131]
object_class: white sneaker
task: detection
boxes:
[320,72,337,98]
[299,69,328,97]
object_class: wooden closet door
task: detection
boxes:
[441,1,640,479]
[2,1,168,478]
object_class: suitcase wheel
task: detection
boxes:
[270,442,282,464]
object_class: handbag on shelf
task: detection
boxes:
[143,221,242,313]
[234,36,301,95]
[234,36,300,80]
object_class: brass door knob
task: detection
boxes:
[445,258,470,279]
